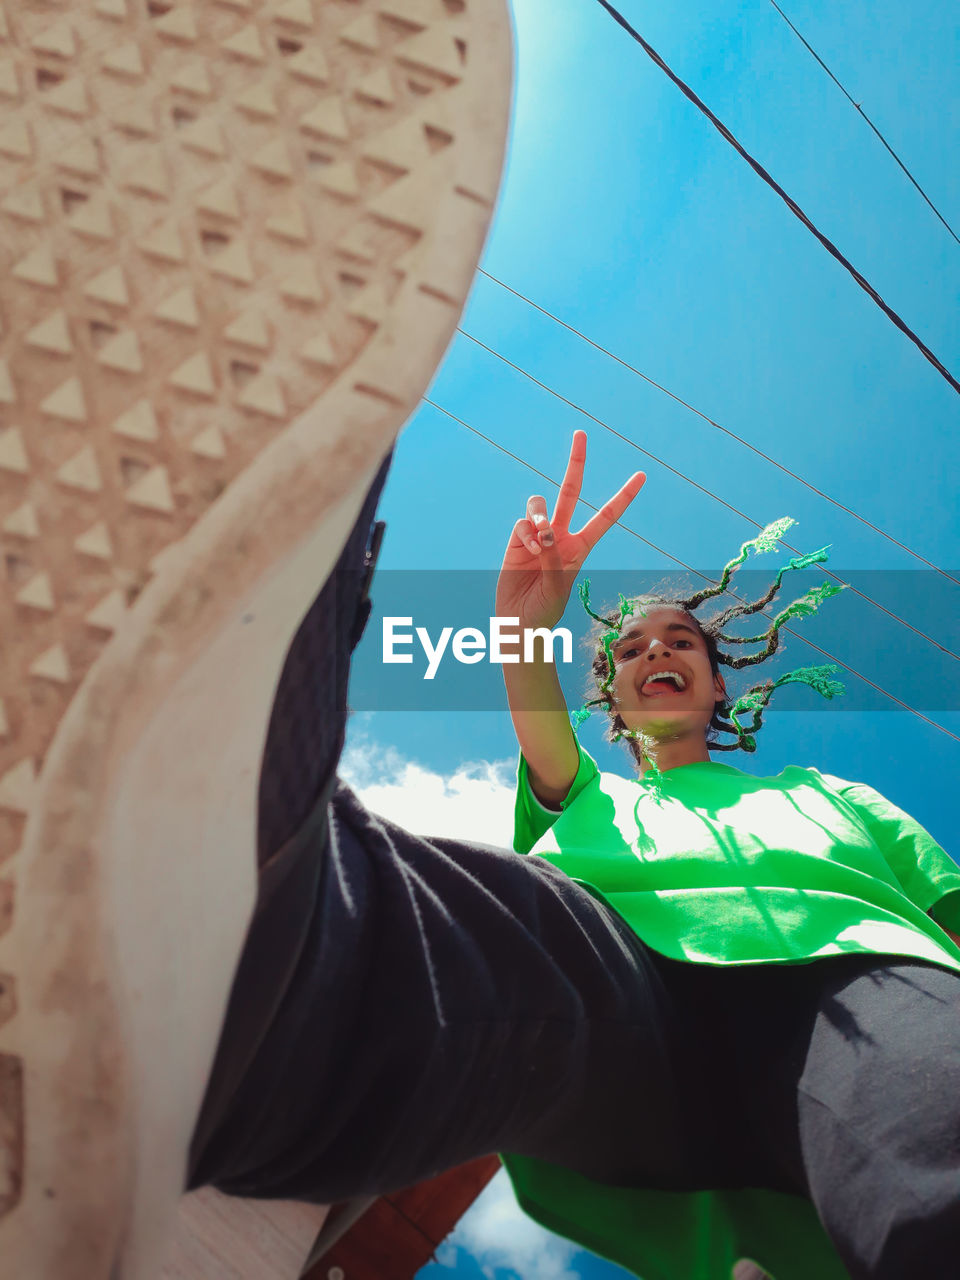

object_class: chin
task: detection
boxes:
[628,707,711,739]
[631,714,692,739]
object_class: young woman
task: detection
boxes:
[185,427,960,1280]
[494,429,960,1280]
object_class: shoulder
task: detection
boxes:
[784,768,900,822]
[770,764,861,794]
[740,764,879,807]
[808,769,882,802]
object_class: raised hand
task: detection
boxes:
[495,430,646,632]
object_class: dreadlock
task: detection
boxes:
[574,518,847,770]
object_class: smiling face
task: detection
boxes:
[608,606,727,745]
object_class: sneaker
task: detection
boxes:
[0,3,512,1276]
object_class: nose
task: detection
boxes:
[644,636,671,658]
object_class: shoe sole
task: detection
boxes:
[0,2,512,1275]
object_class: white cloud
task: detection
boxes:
[437,1168,583,1280]
[339,731,518,847]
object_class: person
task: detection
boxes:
[185,429,960,1280]
[494,430,960,1279]
[7,7,953,1278]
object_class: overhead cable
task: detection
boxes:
[454,326,959,663]
[476,269,960,589]
[592,0,959,396]
[423,397,960,745]
[768,0,959,247]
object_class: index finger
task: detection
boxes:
[575,470,646,552]
[550,430,587,531]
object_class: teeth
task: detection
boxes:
[642,670,686,690]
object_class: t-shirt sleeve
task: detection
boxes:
[513,735,600,854]
[821,774,960,932]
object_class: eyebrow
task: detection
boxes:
[613,621,700,648]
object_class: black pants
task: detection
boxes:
[186,453,960,1279]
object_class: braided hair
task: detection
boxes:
[573,518,846,770]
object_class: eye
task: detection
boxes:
[673,638,693,648]
[617,646,639,661]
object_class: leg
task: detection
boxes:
[795,958,960,1279]
[187,465,723,1203]
[188,776,703,1203]
[256,445,394,865]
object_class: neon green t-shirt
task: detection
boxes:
[499,738,960,1280]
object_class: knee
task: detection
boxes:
[798,1089,960,1280]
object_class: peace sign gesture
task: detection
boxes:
[495,431,646,631]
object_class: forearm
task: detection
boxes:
[503,658,579,808]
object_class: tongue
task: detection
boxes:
[644,679,683,696]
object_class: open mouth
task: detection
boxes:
[640,671,688,697]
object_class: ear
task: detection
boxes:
[714,673,727,704]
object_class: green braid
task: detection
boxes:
[720,664,845,752]
[684,517,795,609]
[577,579,617,627]
[718,581,846,665]
[612,726,666,793]
[578,579,644,704]
[772,546,832,592]
[712,545,832,628]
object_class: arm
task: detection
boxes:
[494,430,645,809]
[502,657,579,808]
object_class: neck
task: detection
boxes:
[637,730,712,775]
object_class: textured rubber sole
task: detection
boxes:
[0,1,511,1275]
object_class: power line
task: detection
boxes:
[456,332,767,524]
[768,0,959,247]
[592,0,960,396]
[476,268,960,589]
[423,397,960,745]
[454,325,960,662]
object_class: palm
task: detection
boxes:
[495,431,645,630]
[497,525,587,622]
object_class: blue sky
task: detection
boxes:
[338,0,957,1275]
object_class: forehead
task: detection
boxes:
[618,607,697,636]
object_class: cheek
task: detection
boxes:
[609,663,634,703]
[687,656,718,698]
[704,672,724,703]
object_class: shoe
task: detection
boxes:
[0,3,512,1276]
